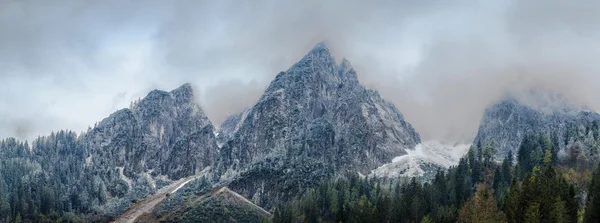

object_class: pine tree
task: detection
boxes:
[550,197,568,223]
[421,215,433,223]
[523,202,540,223]
[457,184,506,223]
[374,196,390,223]
[543,149,552,166]
[468,146,481,183]
[484,141,497,166]
[502,181,519,223]
[14,214,21,223]
[584,169,600,223]
[351,195,374,223]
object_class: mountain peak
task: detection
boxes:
[170,83,193,94]
[311,41,329,52]
[170,83,196,103]
[339,58,353,73]
[304,41,333,60]
[498,89,578,114]
[287,41,336,75]
[339,58,359,84]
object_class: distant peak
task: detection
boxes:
[311,41,329,52]
[304,41,332,58]
[339,58,359,83]
[169,83,196,103]
[171,83,193,94]
[340,58,352,70]
[287,41,337,74]
[496,89,579,114]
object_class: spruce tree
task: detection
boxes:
[584,169,600,223]
[502,180,520,223]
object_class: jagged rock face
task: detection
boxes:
[474,93,600,158]
[216,108,249,146]
[215,43,420,207]
[83,83,219,180]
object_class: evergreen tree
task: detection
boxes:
[523,202,540,223]
[549,197,568,223]
[584,169,600,223]
[468,146,482,184]
[421,215,433,223]
[484,141,497,167]
[457,184,506,223]
[351,195,374,223]
[374,195,390,223]
[502,181,519,223]
[14,213,21,223]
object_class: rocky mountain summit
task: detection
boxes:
[84,83,218,181]
[0,43,423,221]
[214,43,421,206]
[473,90,600,158]
[2,83,221,220]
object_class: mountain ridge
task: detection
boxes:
[473,90,600,158]
[213,42,421,208]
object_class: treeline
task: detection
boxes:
[2,112,600,222]
[272,141,509,223]
[271,133,600,223]
[0,135,87,222]
[0,131,156,223]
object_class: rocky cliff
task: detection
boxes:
[474,91,600,158]
[214,43,420,207]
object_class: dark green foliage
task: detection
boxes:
[160,194,267,223]
[271,135,590,223]
[494,154,513,207]
[584,168,600,223]
[468,146,482,185]
[502,180,519,223]
[0,135,88,222]
[0,124,596,223]
[374,195,390,222]
[503,166,578,223]
[272,149,485,223]
[517,134,560,177]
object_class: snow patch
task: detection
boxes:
[361,103,369,118]
[117,167,133,187]
[172,179,192,192]
[85,155,93,167]
[371,141,471,179]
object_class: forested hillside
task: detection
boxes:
[0,84,219,222]
[3,113,600,222]
[269,131,600,223]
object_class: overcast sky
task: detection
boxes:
[2,0,600,143]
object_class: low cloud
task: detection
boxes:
[1,0,600,143]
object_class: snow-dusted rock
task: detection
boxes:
[83,83,219,182]
[370,141,471,181]
[474,91,600,158]
[214,42,420,207]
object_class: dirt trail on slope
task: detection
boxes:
[111,176,196,223]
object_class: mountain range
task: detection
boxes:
[1,42,599,222]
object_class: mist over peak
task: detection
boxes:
[1,0,599,144]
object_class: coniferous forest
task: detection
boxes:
[4,1,600,222]
[3,127,600,222]
[269,131,600,223]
